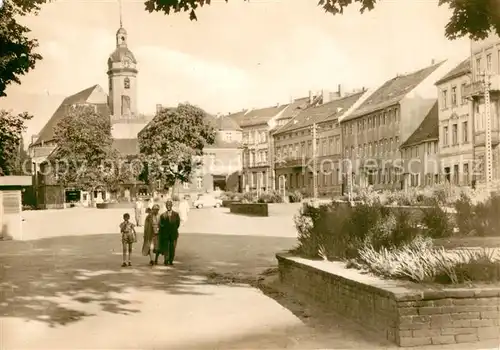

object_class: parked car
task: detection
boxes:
[193,194,222,208]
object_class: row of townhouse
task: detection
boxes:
[225,34,500,195]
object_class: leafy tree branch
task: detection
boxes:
[144,0,500,40]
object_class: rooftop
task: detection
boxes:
[434,59,470,86]
[274,91,365,134]
[344,62,445,122]
[229,105,288,128]
[401,101,439,148]
[31,85,110,147]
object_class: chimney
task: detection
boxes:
[321,89,331,104]
[290,95,293,104]
[31,134,39,145]
[276,102,280,108]
[431,59,436,65]
[309,90,313,104]
[156,104,163,113]
[337,84,343,98]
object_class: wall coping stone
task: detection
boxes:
[276,253,500,301]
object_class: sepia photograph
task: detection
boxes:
[1,0,500,348]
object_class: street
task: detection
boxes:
[1,205,397,349]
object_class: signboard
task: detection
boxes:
[3,191,21,215]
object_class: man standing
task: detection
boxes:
[134,198,144,227]
[157,200,181,266]
[178,195,190,226]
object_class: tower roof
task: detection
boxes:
[108,46,137,64]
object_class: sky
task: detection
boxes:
[0,0,471,142]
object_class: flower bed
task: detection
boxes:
[229,202,268,216]
[293,192,500,284]
[96,202,135,209]
[277,253,500,347]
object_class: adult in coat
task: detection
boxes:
[142,204,160,265]
[157,200,181,266]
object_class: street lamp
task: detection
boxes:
[481,72,494,191]
[311,123,319,200]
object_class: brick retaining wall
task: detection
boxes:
[276,254,500,347]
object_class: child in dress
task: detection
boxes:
[119,213,137,267]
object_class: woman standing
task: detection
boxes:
[142,204,160,266]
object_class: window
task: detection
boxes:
[124,77,130,89]
[335,137,340,154]
[443,126,449,146]
[226,132,232,142]
[183,182,190,189]
[452,124,458,145]
[451,86,457,106]
[476,57,482,77]
[461,83,467,104]
[487,53,492,72]
[463,163,469,184]
[427,142,431,155]
[453,164,459,185]
[498,50,500,73]
[441,89,448,109]
[196,177,203,189]
[462,121,468,143]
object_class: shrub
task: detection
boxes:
[420,204,454,239]
[454,193,500,236]
[293,202,352,260]
[287,190,303,203]
[257,190,283,203]
[241,191,257,203]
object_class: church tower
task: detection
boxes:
[107,10,138,120]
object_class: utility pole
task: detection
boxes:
[311,123,318,199]
[483,72,493,190]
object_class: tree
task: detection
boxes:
[0,109,32,175]
[0,0,45,97]
[50,105,132,195]
[138,103,216,189]
[144,0,500,40]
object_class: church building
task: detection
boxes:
[29,22,153,208]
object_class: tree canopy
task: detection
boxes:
[144,0,500,40]
[50,105,134,192]
[0,0,45,97]
[0,109,32,175]
[138,103,216,188]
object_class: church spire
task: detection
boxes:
[118,0,123,28]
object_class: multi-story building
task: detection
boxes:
[273,89,369,197]
[232,97,309,192]
[466,33,500,182]
[400,102,440,188]
[341,61,455,190]
[435,59,473,186]
[175,114,243,196]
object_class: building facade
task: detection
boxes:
[273,90,367,197]
[467,33,500,183]
[174,114,243,197]
[233,97,309,193]
[341,61,455,191]
[435,59,473,186]
[400,102,440,188]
